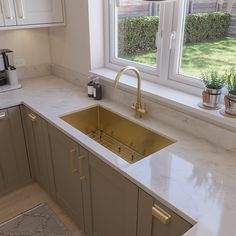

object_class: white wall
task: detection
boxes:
[49,0,91,76]
[0,28,51,66]
[88,0,105,70]
[0,1,103,77]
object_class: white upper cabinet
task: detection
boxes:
[0,0,17,26]
[0,1,4,26]
[14,0,64,25]
[0,0,64,29]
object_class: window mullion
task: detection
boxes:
[159,2,175,82]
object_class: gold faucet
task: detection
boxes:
[114,66,147,118]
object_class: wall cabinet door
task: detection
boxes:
[48,124,89,232]
[14,0,64,25]
[89,153,138,236]
[0,107,31,195]
[137,189,192,236]
[0,1,4,26]
[0,0,17,26]
[21,106,54,196]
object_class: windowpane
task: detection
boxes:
[179,0,236,78]
[116,0,160,68]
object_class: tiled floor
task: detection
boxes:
[0,183,85,236]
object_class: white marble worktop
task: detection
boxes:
[1,75,236,236]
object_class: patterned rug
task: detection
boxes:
[0,203,72,236]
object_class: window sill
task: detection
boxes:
[91,68,236,132]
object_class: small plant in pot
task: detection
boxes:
[201,70,225,109]
[224,67,236,115]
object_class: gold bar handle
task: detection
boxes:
[152,205,171,225]
[78,155,86,181]
[0,112,6,120]
[28,113,37,122]
[69,149,78,174]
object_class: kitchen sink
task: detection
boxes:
[60,105,174,164]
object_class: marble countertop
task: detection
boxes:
[1,75,236,236]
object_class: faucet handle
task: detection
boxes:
[131,103,136,110]
[138,108,147,115]
[138,103,147,114]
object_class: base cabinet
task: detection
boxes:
[48,124,91,233]
[137,189,192,236]
[0,106,31,195]
[21,106,55,196]
[19,105,192,236]
[88,153,138,236]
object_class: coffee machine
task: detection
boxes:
[0,49,19,89]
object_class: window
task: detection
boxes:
[117,0,160,68]
[106,0,236,91]
[108,0,165,76]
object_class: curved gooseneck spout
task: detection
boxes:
[114,66,147,118]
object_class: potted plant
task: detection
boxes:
[224,67,236,115]
[201,70,225,109]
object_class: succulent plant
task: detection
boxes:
[201,70,225,90]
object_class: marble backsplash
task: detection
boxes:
[51,64,236,151]
[52,64,88,90]
[102,83,236,151]
[18,64,52,81]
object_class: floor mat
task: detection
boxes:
[0,203,72,236]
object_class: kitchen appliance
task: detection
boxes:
[0,49,20,90]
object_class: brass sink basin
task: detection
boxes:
[60,106,174,164]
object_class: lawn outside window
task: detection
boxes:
[105,0,236,95]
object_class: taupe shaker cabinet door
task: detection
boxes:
[21,106,54,196]
[137,189,192,236]
[0,106,30,195]
[88,153,138,236]
[48,124,88,232]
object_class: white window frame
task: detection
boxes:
[105,0,168,82]
[169,0,203,89]
[104,0,206,94]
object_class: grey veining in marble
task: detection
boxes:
[101,82,236,151]
[52,64,236,150]
[0,75,236,236]
[18,64,52,81]
[0,203,71,236]
[52,64,88,91]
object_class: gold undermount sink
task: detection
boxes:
[60,106,174,164]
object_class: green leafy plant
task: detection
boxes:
[201,70,225,89]
[118,12,230,55]
[185,12,230,43]
[118,16,159,55]
[224,67,236,94]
